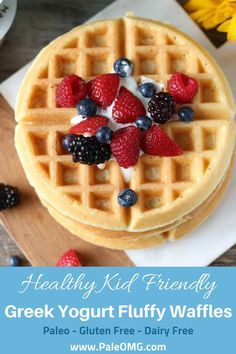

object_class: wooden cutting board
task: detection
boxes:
[0,95,133,266]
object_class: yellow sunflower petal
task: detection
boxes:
[214,0,236,25]
[185,0,229,29]
[217,15,236,40]
[226,15,236,40]
[186,0,236,40]
[217,18,232,32]
[190,9,214,22]
[203,12,223,28]
[190,8,222,29]
[185,0,222,12]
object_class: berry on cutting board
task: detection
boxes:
[71,135,111,165]
[56,74,87,108]
[110,126,142,168]
[0,184,20,210]
[77,98,97,117]
[135,115,152,131]
[56,249,81,267]
[112,86,146,124]
[70,116,109,136]
[178,106,195,122]
[167,72,199,103]
[113,57,133,77]
[87,73,120,109]
[118,188,137,208]
[148,91,176,124]
[141,124,183,157]
[138,82,156,98]
[96,126,113,144]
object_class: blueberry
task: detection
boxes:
[114,57,133,77]
[96,126,113,144]
[118,188,137,208]
[136,116,152,131]
[62,134,76,151]
[138,82,156,98]
[8,255,22,267]
[178,106,195,123]
[77,98,97,117]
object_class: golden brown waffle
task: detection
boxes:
[39,156,233,249]
[15,16,235,240]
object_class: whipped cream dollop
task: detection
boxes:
[71,76,164,183]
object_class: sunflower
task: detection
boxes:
[185,0,236,40]
[218,13,236,40]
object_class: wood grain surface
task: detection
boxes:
[0,94,133,267]
[0,0,235,266]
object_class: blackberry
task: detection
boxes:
[71,135,111,165]
[62,134,80,154]
[0,184,20,210]
[148,92,176,124]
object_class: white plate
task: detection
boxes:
[0,0,17,42]
[0,0,235,266]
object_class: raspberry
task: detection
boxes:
[69,116,109,136]
[87,73,120,109]
[141,124,183,157]
[112,86,146,124]
[148,92,175,124]
[110,126,142,168]
[56,249,81,267]
[167,72,199,103]
[56,74,87,107]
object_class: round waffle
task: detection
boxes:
[15,16,235,239]
[40,156,233,249]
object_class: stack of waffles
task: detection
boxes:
[15,16,235,249]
